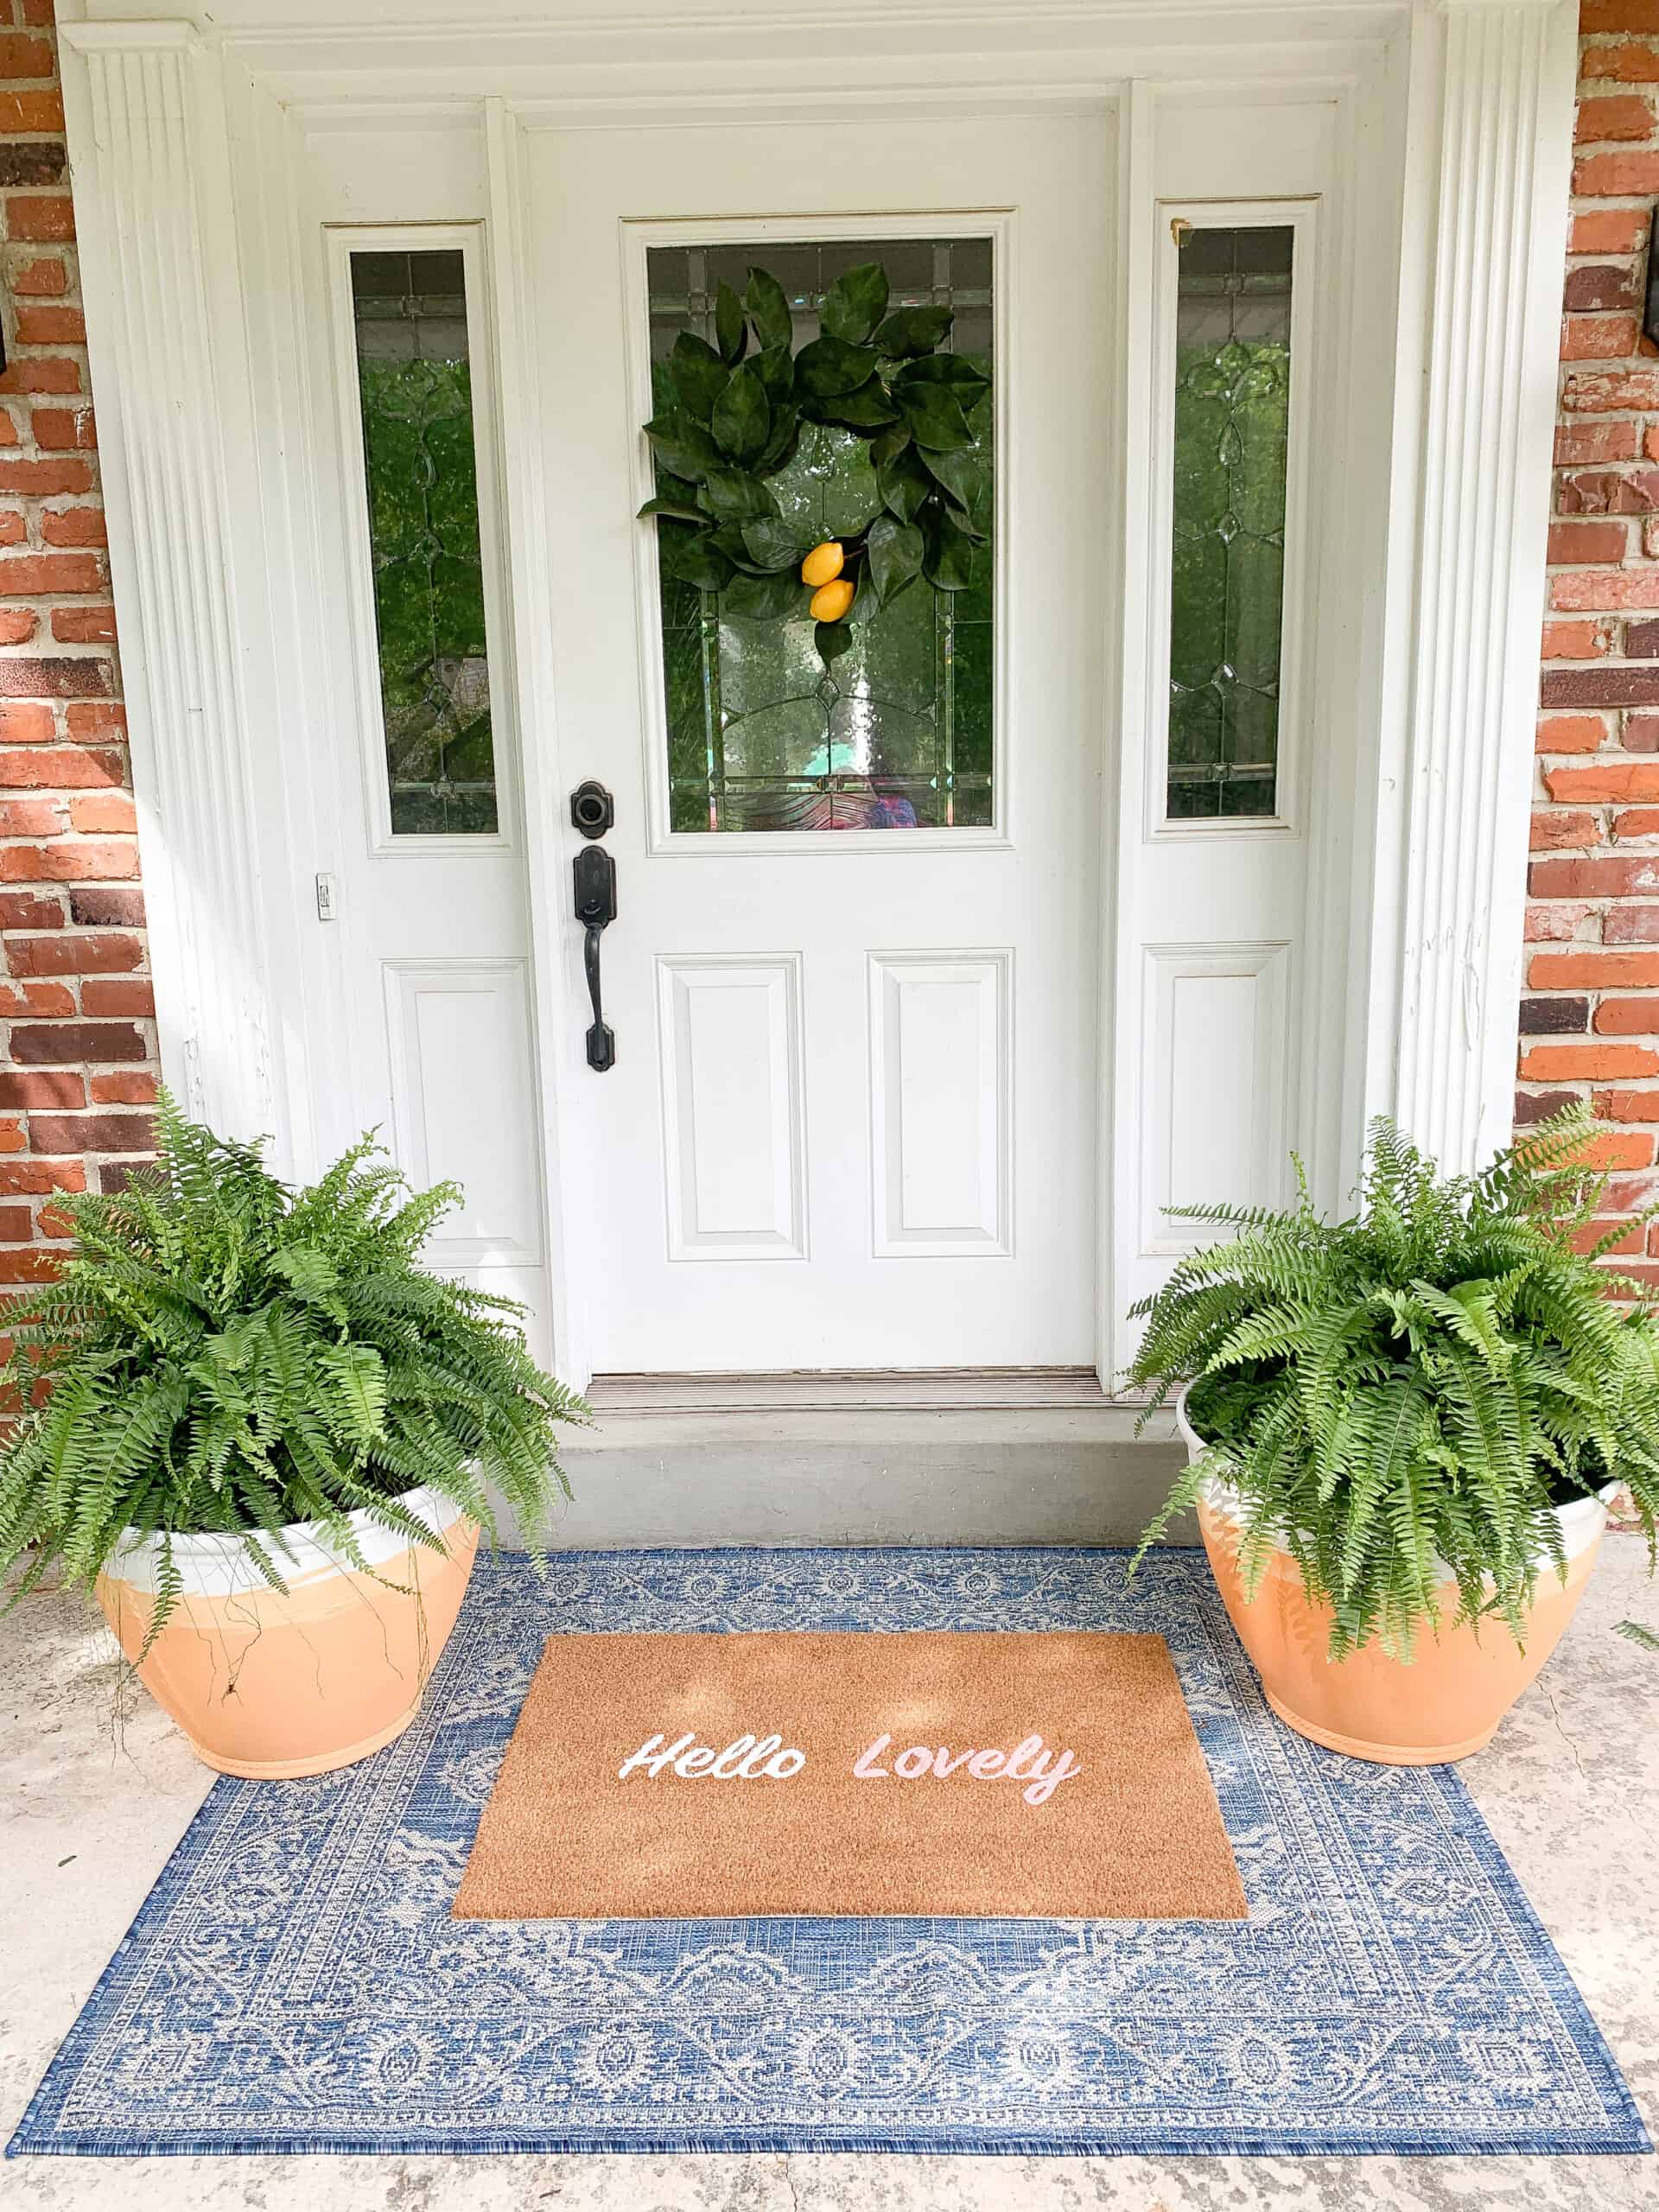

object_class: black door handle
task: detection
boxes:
[573,843,616,1071]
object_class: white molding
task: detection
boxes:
[483,98,582,1382]
[654,951,809,1263]
[1101,76,1154,1387]
[58,27,276,1141]
[1137,938,1291,1254]
[866,948,1013,1260]
[73,4,1399,122]
[1379,0,1574,1171]
[380,953,546,1267]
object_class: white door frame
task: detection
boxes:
[57,0,1574,1392]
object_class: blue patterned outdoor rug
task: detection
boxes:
[9,1546,1649,2159]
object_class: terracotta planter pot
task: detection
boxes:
[1176,1389,1611,1764]
[95,1487,480,1779]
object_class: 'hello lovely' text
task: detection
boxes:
[617,1731,1083,1806]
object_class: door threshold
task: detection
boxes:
[585,1367,1117,1414]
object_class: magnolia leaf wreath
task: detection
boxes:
[638,261,989,668]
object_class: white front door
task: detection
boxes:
[529,115,1112,1374]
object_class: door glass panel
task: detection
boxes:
[349,247,499,836]
[645,238,995,833]
[1166,224,1293,823]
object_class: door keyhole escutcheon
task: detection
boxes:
[570,779,614,840]
[573,841,617,1072]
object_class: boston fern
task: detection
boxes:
[1128,1111,1659,1659]
[0,1098,583,1642]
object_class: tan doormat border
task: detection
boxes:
[454,1629,1246,1921]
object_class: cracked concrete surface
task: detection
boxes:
[3,1539,1657,2212]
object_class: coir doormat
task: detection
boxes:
[10,1548,1649,2159]
[454,1629,1246,1920]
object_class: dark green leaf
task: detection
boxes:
[794,333,877,398]
[815,618,857,664]
[740,515,804,572]
[848,565,881,624]
[638,469,704,523]
[637,493,707,523]
[708,522,774,575]
[715,282,747,365]
[820,262,890,346]
[811,383,902,430]
[644,412,724,485]
[872,304,953,358]
[824,471,883,539]
[755,410,801,478]
[895,353,992,393]
[870,423,911,468]
[751,340,795,404]
[899,385,975,452]
[710,365,770,463]
[665,332,729,423]
[668,530,736,591]
[744,266,794,352]
[877,448,933,525]
[724,569,804,621]
[918,445,988,514]
[866,512,925,605]
[699,467,779,523]
[924,508,976,590]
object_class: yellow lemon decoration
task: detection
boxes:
[809,577,855,623]
[800,541,845,588]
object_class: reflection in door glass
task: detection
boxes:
[1166,224,1293,822]
[349,248,499,836]
[645,239,994,833]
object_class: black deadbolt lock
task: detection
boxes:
[570,779,614,841]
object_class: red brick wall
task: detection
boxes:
[0,5,156,1284]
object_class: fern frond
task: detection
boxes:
[0,1091,585,1642]
[1126,1106,1659,1660]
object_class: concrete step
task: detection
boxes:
[542,1376,1192,1549]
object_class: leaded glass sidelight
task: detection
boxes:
[349,248,499,836]
[645,238,995,834]
[1166,224,1294,822]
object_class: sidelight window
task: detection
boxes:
[347,246,499,836]
[1165,222,1294,823]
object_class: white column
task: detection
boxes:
[59,23,273,1140]
[1384,0,1575,1172]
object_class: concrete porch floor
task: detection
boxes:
[3,1539,1657,2212]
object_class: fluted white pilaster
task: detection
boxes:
[1389,0,1574,1171]
[60,24,271,1139]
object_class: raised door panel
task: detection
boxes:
[383,958,543,1268]
[1139,943,1289,1255]
[656,955,807,1262]
[868,950,1011,1258]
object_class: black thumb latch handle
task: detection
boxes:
[573,844,616,1072]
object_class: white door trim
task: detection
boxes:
[1374,0,1576,1175]
[60,0,1576,1396]
[56,23,282,1147]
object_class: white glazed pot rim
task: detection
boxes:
[1173,1381,1615,1567]
[105,1483,469,1599]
